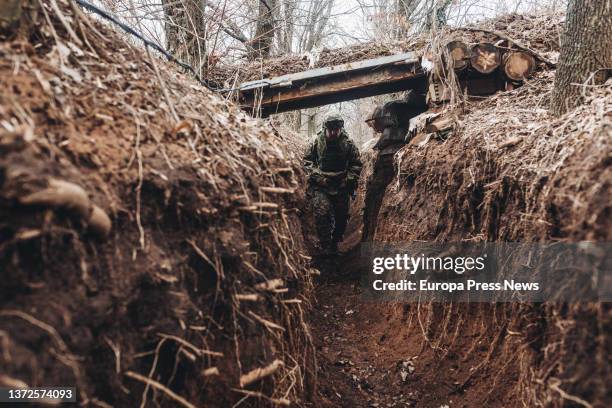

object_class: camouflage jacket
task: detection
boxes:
[303,129,362,193]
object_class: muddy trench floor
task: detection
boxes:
[307,206,431,408]
[311,265,499,408]
[309,217,497,408]
[312,271,453,408]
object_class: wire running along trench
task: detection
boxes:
[73,0,217,91]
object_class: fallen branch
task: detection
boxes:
[231,388,291,406]
[235,293,262,302]
[255,278,284,291]
[497,136,522,149]
[260,186,295,194]
[201,367,219,377]
[157,333,223,357]
[237,202,279,211]
[272,167,294,174]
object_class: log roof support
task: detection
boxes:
[236,52,426,116]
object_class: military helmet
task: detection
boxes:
[366,103,397,133]
[323,114,344,129]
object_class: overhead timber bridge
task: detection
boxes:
[237,52,424,117]
[235,42,539,117]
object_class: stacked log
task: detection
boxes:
[503,51,536,81]
[441,40,537,82]
[428,40,539,103]
[470,43,502,74]
[446,41,470,71]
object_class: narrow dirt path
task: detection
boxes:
[311,272,454,408]
[306,167,521,408]
[309,216,486,408]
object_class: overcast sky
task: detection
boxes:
[330,0,565,47]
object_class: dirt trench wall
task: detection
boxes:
[367,74,611,406]
[0,2,314,407]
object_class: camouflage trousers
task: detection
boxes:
[307,187,350,251]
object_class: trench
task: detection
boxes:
[2,4,609,407]
[310,155,458,408]
[305,147,520,408]
[309,209,473,408]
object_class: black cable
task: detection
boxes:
[74,0,218,90]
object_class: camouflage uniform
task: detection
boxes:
[304,115,362,254]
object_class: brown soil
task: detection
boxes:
[312,279,519,408]
[0,2,314,407]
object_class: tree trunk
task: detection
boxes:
[250,0,278,59]
[307,111,317,138]
[0,0,40,39]
[0,0,22,37]
[396,0,419,39]
[550,0,612,116]
[279,0,296,53]
[162,0,207,76]
[423,0,452,31]
[304,0,332,51]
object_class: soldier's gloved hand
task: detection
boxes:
[309,172,327,187]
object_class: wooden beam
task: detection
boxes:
[239,52,419,91]
[237,52,422,116]
[240,65,423,115]
[256,67,420,106]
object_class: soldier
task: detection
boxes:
[362,91,428,241]
[304,114,362,256]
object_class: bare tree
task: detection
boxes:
[277,0,296,53]
[0,0,41,38]
[0,0,22,36]
[396,0,419,38]
[300,0,333,51]
[550,0,611,115]
[163,0,208,75]
[250,0,278,58]
[423,0,452,30]
[274,0,335,134]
